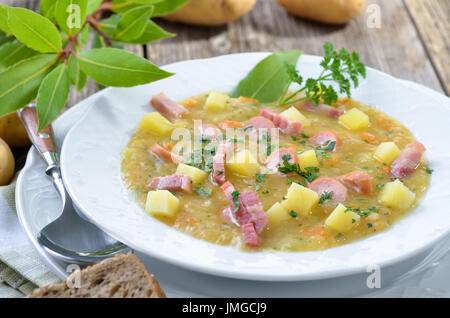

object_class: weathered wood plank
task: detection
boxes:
[147,0,444,93]
[404,0,450,95]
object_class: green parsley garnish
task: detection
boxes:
[256,173,267,183]
[231,190,240,213]
[289,211,297,218]
[319,191,333,204]
[255,184,262,192]
[367,223,373,228]
[356,198,369,203]
[376,183,385,189]
[426,168,433,175]
[195,187,212,197]
[322,140,336,151]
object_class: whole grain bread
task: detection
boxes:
[28,254,166,298]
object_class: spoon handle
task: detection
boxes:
[17,104,59,168]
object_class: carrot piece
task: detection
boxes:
[377,116,391,130]
[360,132,379,145]
[382,166,390,174]
[219,120,243,129]
[183,98,198,109]
[238,96,259,104]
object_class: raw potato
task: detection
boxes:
[0,138,15,186]
[277,0,366,24]
[0,112,30,147]
[163,0,257,26]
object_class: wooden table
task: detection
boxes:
[14,0,449,105]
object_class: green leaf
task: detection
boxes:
[0,54,57,117]
[0,5,11,33]
[231,50,303,102]
[40,0,57,21]
[126,20,174,44]
[76,48,173,87]
[55,0,88,36]
[111,0,162,13]
[0,31,14,46]
[8,7,62,53]
[36,63,70,131]
[152,0,190,17]
[92,31,124,49]
[98,14,121,36]
[87,0,103,15]
[0,40,37,70]
[113,5,153,42]
[77,25,91,48]
[68,54,87,91]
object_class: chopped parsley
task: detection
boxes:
[366,223,373,228]
[217,170,224,175]
[255,184,262,192]
[231,190,240,213]
[256,173,267,183]
[356,198,369,203]
[322,140,336,151]
[426,168,433,175]
[288,211,297,218]
[195,187,212,197]
[291,136,299,141]
[376,183,385,189]
[262,190,270,194]
[278,154,320,182]
[319,191,333,204]
[300,133,309,139]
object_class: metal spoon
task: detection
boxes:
[18,105,131,265]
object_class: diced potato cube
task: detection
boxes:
[379,179,416,209]
[139,112,174,135]
[325,203,360,233]
[267,202,291,224]
[226,149,260,176]
[281,183,319,215]
[176,163,207,185]
[339,108,370,131]
[145,190,180,217]
[280,107,311,127]
[297,150,319,171]
[373,142,401,165]
[204,91,229,111]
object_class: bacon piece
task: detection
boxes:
[244,116,276,138]
[264,147,298,175]
[296,101,345,119]
[219,206,240,226]
[390,142,426,179]
[212,141,232,185]
[146,174,192,192]
[149,143,182,163]
[238,191,268,234]
[309,130,342,151]
[241,223,260,247]
[340,171,372,195]
[151,92,188,121]
[220,182,268,245]
[260,108,302,135]
[309,177,348,203]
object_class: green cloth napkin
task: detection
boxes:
[0,174,61,297]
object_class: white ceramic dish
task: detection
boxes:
[59,53,450,281]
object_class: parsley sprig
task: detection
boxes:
[278,42,366,107]
[278,155,320,183]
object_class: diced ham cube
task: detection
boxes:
[151,92,188,121]
[238,191,268,234]
[241,223,260,247]
[260,108,302,135]
[212,141,232,185]
[149,143,182,163]
[296,101,345,119]
[147,174,192,192]
[390,142,426,179]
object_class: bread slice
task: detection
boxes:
[28,254,166,298]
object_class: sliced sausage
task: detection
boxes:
[390,142,426,179]
[260,108,302,135]
[151,92,188,121]
[196,123,222,141]
[265,147,298,175]
[296,101,344,119]
[149,143,182,163]
[309,177,348,203]
[309,130,342,151]
[147,174,192,192]
[244,116,276,138]
[340,171,372,195]
[241,223,260,247]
